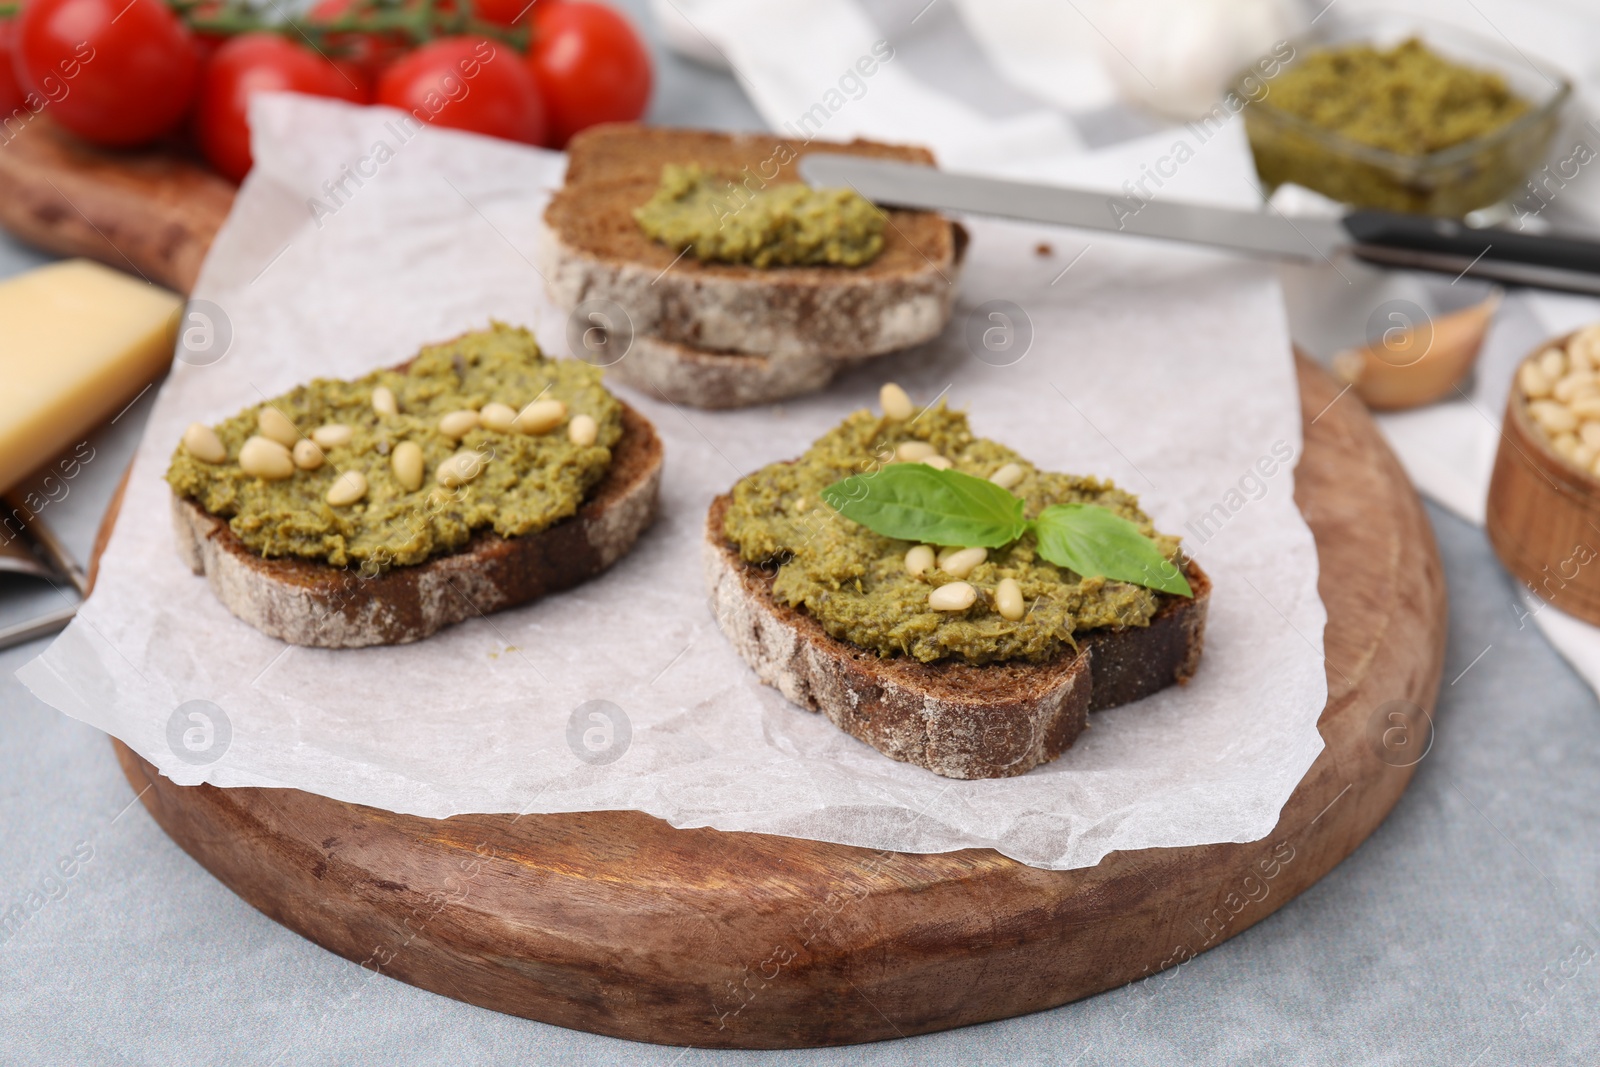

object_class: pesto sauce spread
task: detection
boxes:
[633,164,885,268]
[723,406,1182,665]
[1270,38,1529,155]
[166,324,622,571]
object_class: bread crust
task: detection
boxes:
[540,125,963,362]
[605,334,841,410]
[597,227,969,410]
[703,495,1210,779]
[172,403,663,648]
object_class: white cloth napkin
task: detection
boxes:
[655,0,1087,176]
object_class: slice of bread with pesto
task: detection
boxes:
[704,385,1209,780]
[166,324,662,648]
[539,124,966,408]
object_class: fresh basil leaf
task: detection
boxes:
[1032,503,1192,596]
[820,464,1027,547]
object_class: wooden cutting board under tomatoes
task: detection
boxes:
[0,0,651,265]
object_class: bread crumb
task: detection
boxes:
[1035,242,1053,256]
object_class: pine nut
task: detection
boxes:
[312,423,353,448]
[989,462,1024,489]
[1552,432,1581,459]
[1573,397,1600,421]
[1538,348,1567,380]
[239,435,294,480]
[905,544,935,577]
[515,398,566,435]
[996,577,1025,621]
[1578,444,1598,469]
[1573,326,1600,366]
[326,469,367,506]
[568,413,598,446]
[182,423,226,464]
[1591,453,1600,477]
[940,546,987,578]
[1554,372,1599,403]
[923,456,953,470]
[258,407,298,447]
[928,581,976,611]
[439,409,480,439]
[896,441,936,462]
[880,382,913,421]
[480,402,517,432]
[293,439,324,470]
[1519,362,1552,399]
[372,385,398,417]
[1531,400,1578,435]
[436,449,484,487]
[1580,422,1600,450]
[392,441,424,491]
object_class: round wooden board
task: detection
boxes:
[97,357,1445,1049]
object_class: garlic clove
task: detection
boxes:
[1333,290,1502,412]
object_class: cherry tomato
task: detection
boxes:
[12,0,200,147]
[307,0,413,81]
[473,0,534,28]
[526,1,650,148]
[195,33,370,183]
[183,1,233,68]
[0,20,25,118]
[377,36,545,144]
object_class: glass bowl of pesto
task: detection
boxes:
[1239,13,1570,217]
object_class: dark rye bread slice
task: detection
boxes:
[703,495,1210,780]
[540,124,962,361]
[172,403,662,649]
[603,226,969,410]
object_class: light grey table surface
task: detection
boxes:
[4,4,1600,1064]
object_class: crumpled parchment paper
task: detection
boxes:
[19,94,1328,870]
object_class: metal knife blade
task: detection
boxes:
[798,154,1342,262]
[798,153,1600,296]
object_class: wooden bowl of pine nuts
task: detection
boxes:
[1487,325,1600,624]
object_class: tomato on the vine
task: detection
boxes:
[472,0,534,28]
[0,20,25,118]
[195,33,370,183]
[307,0,414,82]
[184,1,234,67]
[376,36,545,144]
[11,0,200,147]
[526,1,650,147]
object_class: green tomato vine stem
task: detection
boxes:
[0,0,531,53]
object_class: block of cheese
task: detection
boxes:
[0,260,181,497]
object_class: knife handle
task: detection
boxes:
[1342,209,1600,274]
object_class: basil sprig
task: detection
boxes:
[820,464,1192,597]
